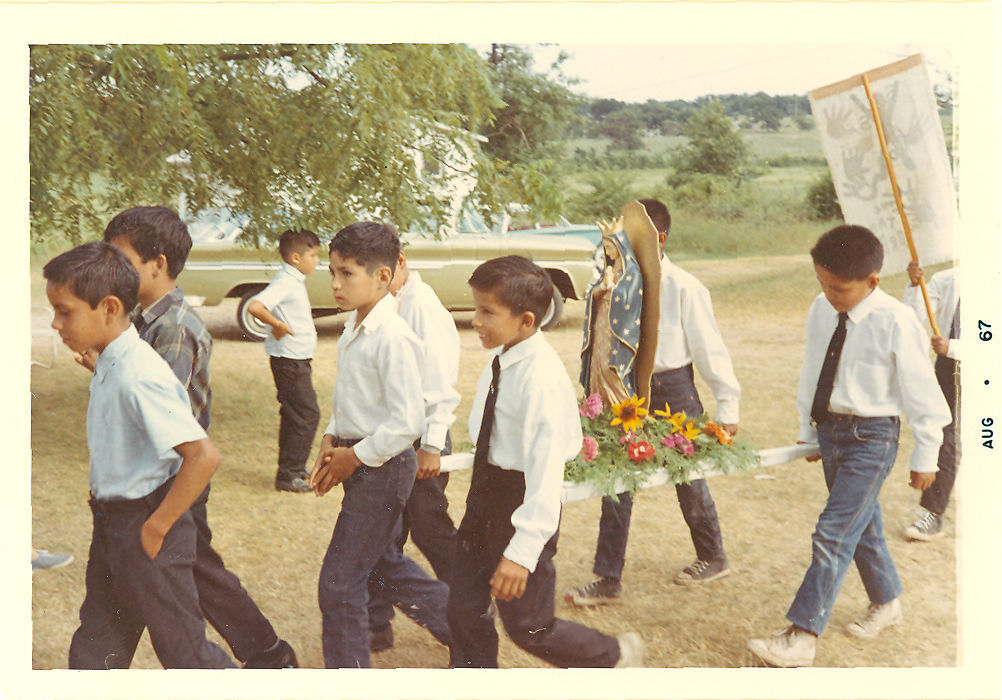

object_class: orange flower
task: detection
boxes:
[610,395,647,433]
[703,421,733,445]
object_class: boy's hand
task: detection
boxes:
[140,516,168,560]
[722,423,739,437]
[270,321,294,341]
[797,440,821,462]
[416,449,442,479]
[311,446,362,495]
[909,470,937,491]
[931,336,950,356]
[907,261,924,287]
[73,349,98,372]
[490,557,529,601]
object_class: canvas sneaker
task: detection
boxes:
[369,624,394,653]
[31,550,73,573]
[614,632,644,668]
[845,598,903,639]
[747,625,817,667]
[904,509,943,541]
[564,577,622,607]
[673,558,731,585]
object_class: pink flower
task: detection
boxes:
[661,434,678,449]
[619,431,636,445]
[579,392,604,419]
[581,436,599,462]
[675,435,694,456]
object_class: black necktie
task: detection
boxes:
[473,355,501,472]
[811,311,849,425]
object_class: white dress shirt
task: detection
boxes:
[903,268,959,359]
[654,255,741,424]
[323,293,426,467]
[468,331,583,572]
[87,326,207,499]
[253,262,318,359]
[796,288,951,472]
[394,271,460,453]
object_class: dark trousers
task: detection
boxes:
[269,356,320,483]
[920,356,961,515]
[190,485,279,662]
[447,462,621,668]
[594,365,726,580]
[69,479,236,669]
[368,434,457,632]
[319,443,446,668]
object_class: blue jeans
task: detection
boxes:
[593,365,726,580]
[786,415,903,635]
[318,446,416,668]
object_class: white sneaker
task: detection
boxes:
[747,626,816,667]
[614,632,644,668]
[845,598,903,639]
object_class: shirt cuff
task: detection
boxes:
[503,535,543,574]
[908,445,942,473]
[716,402,739,426]
[797,423,818,445]
[352,438,383,468]
[423,423,448,453]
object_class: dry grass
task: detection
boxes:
[30,256,956,670]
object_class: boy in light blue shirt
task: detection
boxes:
[45,242,234,669]
[248,228,322,492]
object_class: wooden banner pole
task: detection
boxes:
[861,73,941,336]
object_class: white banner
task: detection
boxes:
[810,54,956,272]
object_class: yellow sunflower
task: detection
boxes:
[667,410,687,430]
[681,421,701,441]
[653,402,672,419]
[610,395,648,433]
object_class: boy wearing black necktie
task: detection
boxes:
[747,225,951,667]
[446,255,642,668]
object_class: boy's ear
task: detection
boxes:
[375,265,394,288]
[868,273,881,290]
[98,295,125,320]
[151,253,170,278]
[521,310,537,329]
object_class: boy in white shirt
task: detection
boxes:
[747,225,951,667]
[447,255,642,668]
[567,198,740,607]
[901,263,960,541]
[367,250,461,652]
[45,242,234,668]
[310,222,449,668]
[247,229,321,493]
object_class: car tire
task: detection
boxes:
[237,288,270,342]
[540,283,564,331]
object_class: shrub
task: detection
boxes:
[805,171,843,220]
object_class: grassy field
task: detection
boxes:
[29,254,957,670]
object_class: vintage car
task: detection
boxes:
[178,224,599,341]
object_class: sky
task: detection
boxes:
[528,43,954,103]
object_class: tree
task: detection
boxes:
[30,44,499,243]
[596,109,644,151]
[748,92,784,131]
[669,100,749,186]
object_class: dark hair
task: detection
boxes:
[278,228,321,260]
[43,241,139,312]
[810,224,884,279]
[639,198,671,236]
[102,206,192,279]
[329,221,400,273]
[468,255,552,327]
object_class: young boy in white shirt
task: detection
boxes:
[747,225,951,667]
[367,250,462,652]
[567,198,740,607]
[310,222,449,668]
[447,255,642,668]
[45,242,234,669]
[248,228,322,492]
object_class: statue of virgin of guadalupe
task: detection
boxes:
[579,200,661,410]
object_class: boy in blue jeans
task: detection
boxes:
[46,242,235,669]
[101,206,297,668]
[747,225,951,667]
[310,222,449,668]
[447,255,642,668]
[248,228,322,493]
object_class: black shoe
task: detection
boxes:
[243,638,299,669]
[673,557,731,585]
[275,477,311,493]
[369,624,394,653]
[564,576,622,607]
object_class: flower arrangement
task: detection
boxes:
[565,392,755,497]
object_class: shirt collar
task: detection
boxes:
[138,287,183,329]
[345,292,396,339]
[494,329,544,370]
[846,286,886,324]
[94,325,140,382]
[281,261,305,281]
[396,270,421,302]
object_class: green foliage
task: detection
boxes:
[793,113,814,131]
[595,109,644,151]
[806,170,844,220]
[30,44,499,243]
[668,101,750,186]
[564,170,637,222]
